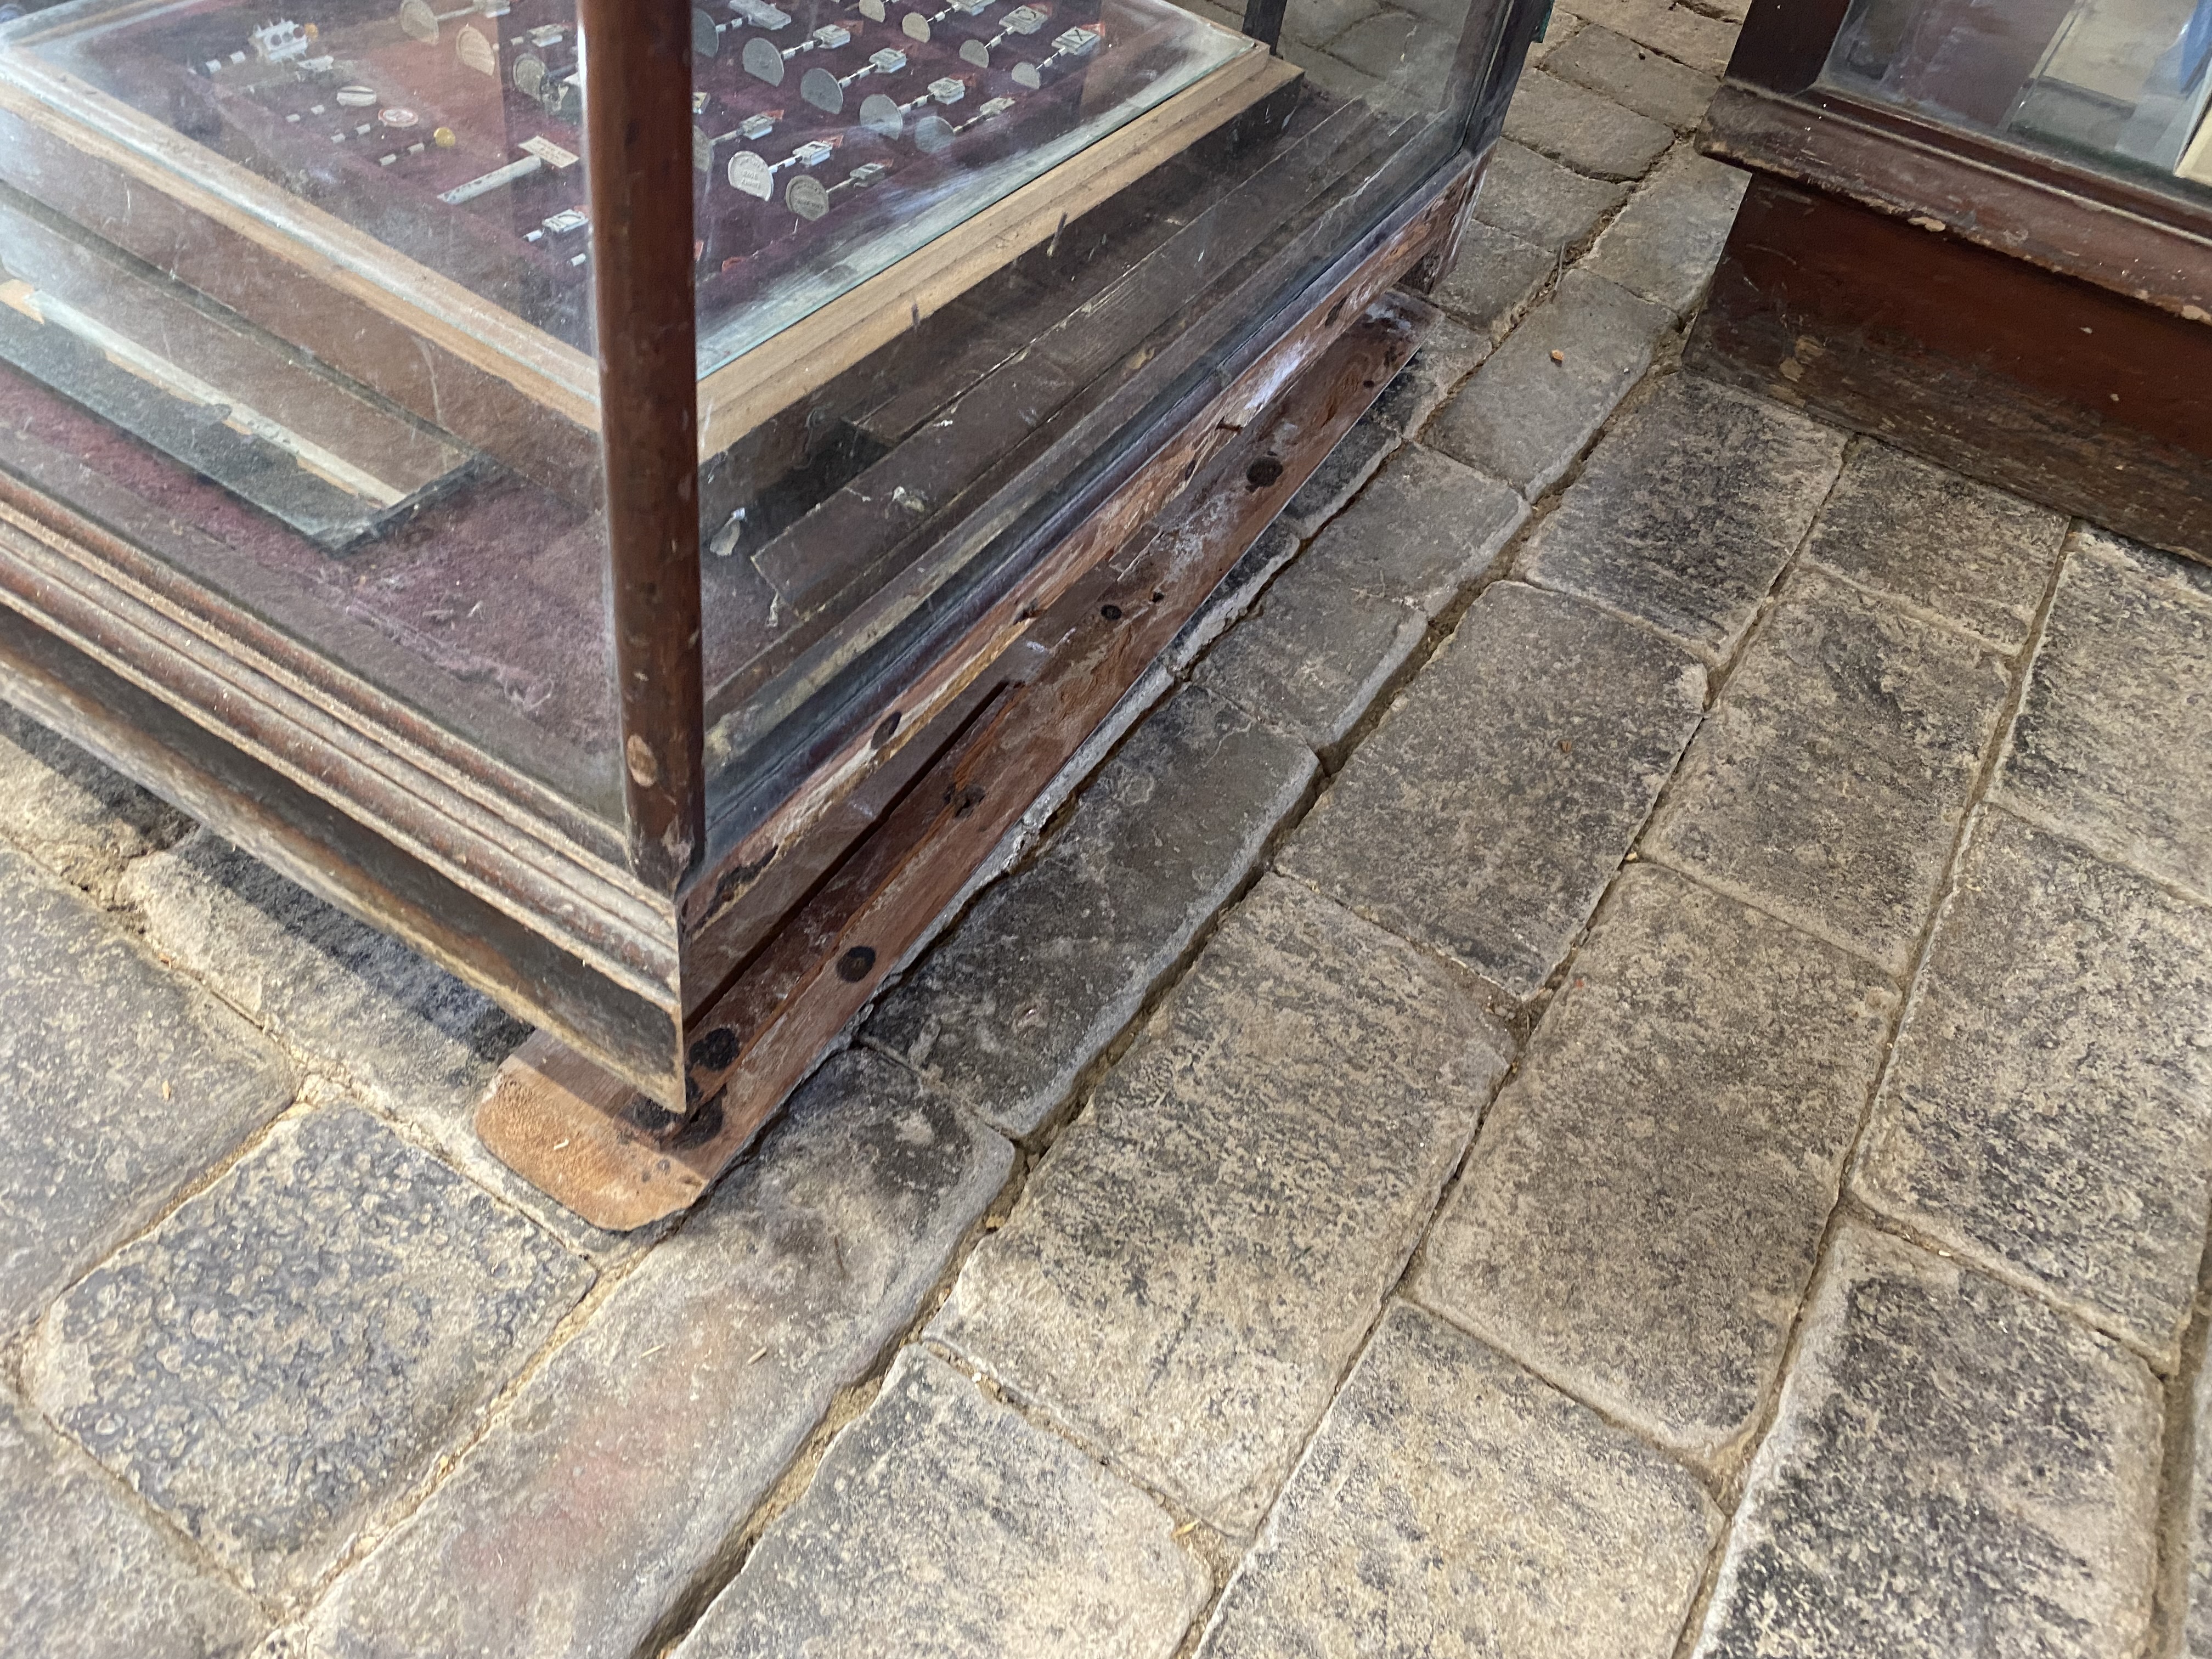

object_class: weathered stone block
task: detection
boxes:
[1583,150,1751,319]
[1996,532,2212,901]
[28,1106,592,1600]
[867,686,1314,1138]
[1571,0,1738,76]
[1471,141,1629,253]
[1370,312,1492,433]
[1646,569,2011,975]
[1546,23,1719,127]
[1503,70,1675,182]
[308,1050,1011,1659]
[1855,810,2212,1364]
[674,1346,1210,1659]
[1806,441,2069,652]
[0,701,191,899]
[1692,1225,2161,1659]
[1295,442,1529,617]
[1282,582,1705,997]
[116,834,606,1252]
[0,1390,267,1659]
[1197,570,1429,760]
[1520,375,1843,662]
[0,839,294,1335]
[1430,221,1556,341]
[932,875,1513,1533]
[1429,271,1673,496]
[1279,409,1401,539]
[1417,866,1896,1463]
[1199,1302,1717,1659]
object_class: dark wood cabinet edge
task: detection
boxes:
[0,501,678,997]
[583,0,707,892]
[1700,87,2212,323]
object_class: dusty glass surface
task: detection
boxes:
[693,0,1495,846]
[1821,0,2212,191]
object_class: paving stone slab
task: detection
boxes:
[27,1105,593,1601]
[1503,69,1675,182]
[1545,22,1719,127]
[0,839,294,1335]
[1520,375,1843,661]
[1471,140,1629,253]
[674,1345,1210,1659]
[1523,7,1585,67]
[1806,440,2070,653]
[932,874,1513,1533]
[867,686,1315,1138]
[1571,0,1738,76]
[0,700,192,898]
[1279,409,1402,538]
[1197,570,1429,760]
[1370,312,1492,433]
[116,834,610,1252]
[1855,810,2212,1365]
[308,1050,1011,1659]
[1292,442,1528,617]
[1996,531,2212,901]
[2,1393,267,1658]
[1430,220,1556,341]
[1693,1224,2162,1659]
[1419,865,1894,1462]
[1646,568,2011,975]
[1282,581,1705,997]
[1198,1302,1716,1659]
[1583,149,1751,320]
[1429,270,1673,498]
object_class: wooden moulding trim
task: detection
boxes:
[1701,83,2212,324]
[0,494,681,1003]
[0,460,634,872]
[693,47,1294,456]
[478,225,1453,1229]
[677,154,1477,950]
[0,68,601,426]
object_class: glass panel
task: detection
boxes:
[692,0,1496,844]
[0,0,622,821]
[1821,0,2212,194]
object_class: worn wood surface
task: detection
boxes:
[479,289,1433,1228]
[1688,173,2212,562]
[585,0,708,890]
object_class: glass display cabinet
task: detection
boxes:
[0,0,1544,1223]
[1693,0,2212,558]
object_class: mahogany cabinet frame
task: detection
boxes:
[1690,0,2212,557]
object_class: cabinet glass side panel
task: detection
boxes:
[0,0,620,823]
[694,0,1494,836]
[1820,0,2212,195]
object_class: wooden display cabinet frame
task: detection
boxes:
[0,0,1548,1227]
[1691,0,2212,560]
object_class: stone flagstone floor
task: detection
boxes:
[9,3,2212,1655]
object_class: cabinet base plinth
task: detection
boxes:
[476,285,1439,1229]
